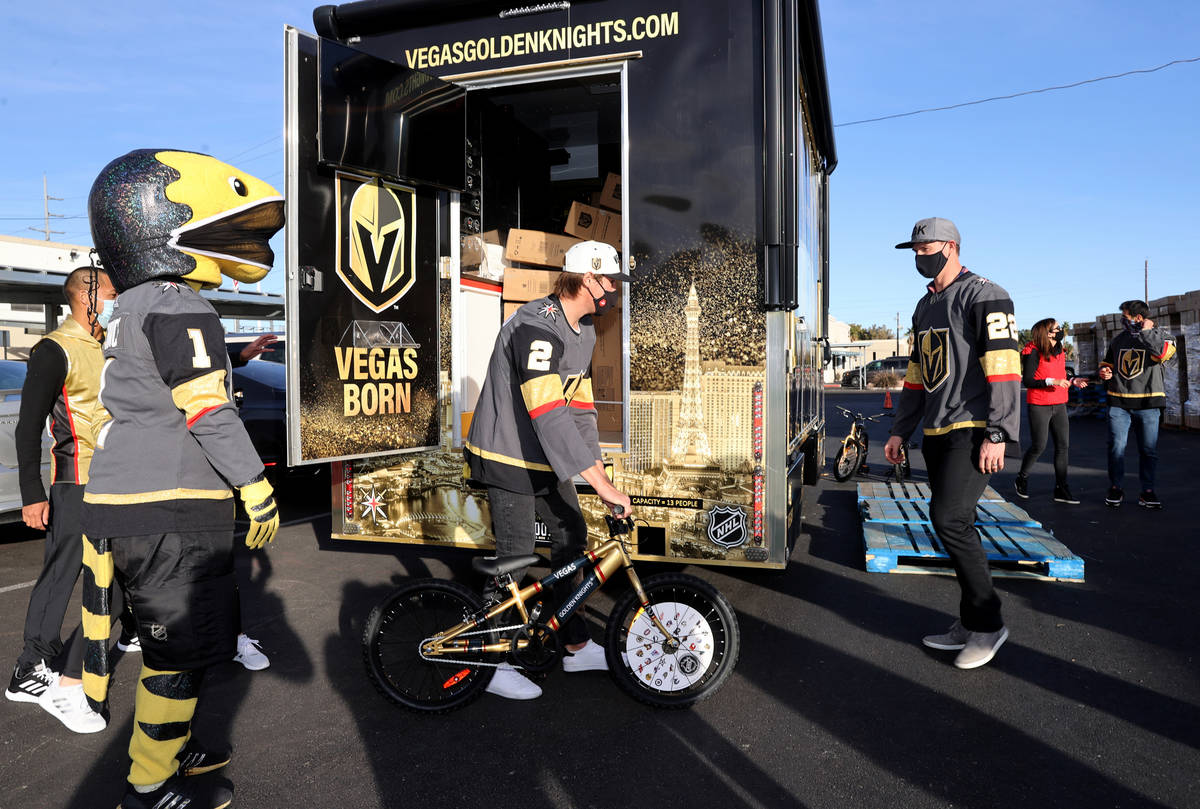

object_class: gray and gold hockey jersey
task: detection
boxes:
[465,295,601,495]
[82,280,264,537]
[1100,326,1177,410]
[891,270,1021,442]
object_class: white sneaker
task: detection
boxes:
[116,633,141,653]
[38,681,106,734]
[562,639,608,673]
[233,633,270,671]
[485,663,542,700]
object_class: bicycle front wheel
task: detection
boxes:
[833,441,861,481]
[363,578,495,713]
[604,573,739,708]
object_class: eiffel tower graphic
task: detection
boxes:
[671,283,714,464]
[658,283,723,499]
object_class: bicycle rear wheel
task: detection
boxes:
[363,579,495,713]
[833,440,861,481]
[604,573,739,708]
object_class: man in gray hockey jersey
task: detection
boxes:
[884,218,1020,670]
[465,240,633,700]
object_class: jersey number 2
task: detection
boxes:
[527,340,552,371]
[986,312,1018,341]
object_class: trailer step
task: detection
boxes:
[856,481,1004,502]
[862,521,1085,581]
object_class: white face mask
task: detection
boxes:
[95,298,116,329]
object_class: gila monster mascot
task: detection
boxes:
[81,149,284,809]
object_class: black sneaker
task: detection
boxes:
[1014,475,1029,499]
[177,739,231,777]
[119,776,232,809]
[5,659,57,704]
[1053,484,1080,504]
[1138,490,1163,509]
[1104,486,1124,508]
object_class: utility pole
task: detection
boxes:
[895,312,900,357]
[1144,259,1148,303]
[27,174,64,241]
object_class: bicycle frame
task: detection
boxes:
[419,536,676,660]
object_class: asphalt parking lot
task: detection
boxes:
[2,390,1197,809]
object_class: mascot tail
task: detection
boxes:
[81,534,113,713]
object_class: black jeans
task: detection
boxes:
[922,428,1004,633]
[18,483,85,670]
[1018,403,1069,485]
[486,482,590,646]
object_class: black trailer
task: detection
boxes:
[283,0,836,568]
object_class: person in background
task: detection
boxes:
[1098,300,1176,509]
[1014,318,1088,504]
[6,267,116,733]
[884,217,1020,670]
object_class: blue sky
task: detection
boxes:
[1,1,1197,331]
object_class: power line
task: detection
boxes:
[835,55,1200,128]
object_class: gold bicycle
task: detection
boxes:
[363,516,740,712]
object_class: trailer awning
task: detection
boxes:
[0,266,284,321]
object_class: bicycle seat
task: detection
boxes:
[472,554,541,577]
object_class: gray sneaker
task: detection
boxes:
[922,620,970,650]
[954,627,1009,669]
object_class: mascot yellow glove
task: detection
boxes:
[238,475,279,549]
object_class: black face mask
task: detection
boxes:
[915,249,948,279]
[1122,316,1143,333]
[592,284,620,315]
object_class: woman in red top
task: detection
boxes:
[1014,318,1088,503]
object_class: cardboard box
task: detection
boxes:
[564,201,622,249]
[461,230,501,267]
[591,306,623,401]
[597,173,621,211]
[505,228,581,268]
[502,267,560,302]
[596,402,623,433]
[503,301,523,321]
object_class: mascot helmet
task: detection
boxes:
[88,149,284,291]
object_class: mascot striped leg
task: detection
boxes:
[129,668,202,786]
[81,534,112,713]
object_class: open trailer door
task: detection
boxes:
[283,27,465,467]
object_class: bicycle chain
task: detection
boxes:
[418,622,529,669]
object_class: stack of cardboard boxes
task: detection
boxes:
[1070,289,1200,429]
[490,173,625,440]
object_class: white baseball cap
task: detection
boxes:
[563,240,630,281]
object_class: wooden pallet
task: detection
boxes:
[859,498,1041,528]
[856,481,1004,502]
[862,521,1085,581]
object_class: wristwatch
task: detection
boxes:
[985,428,1006,444]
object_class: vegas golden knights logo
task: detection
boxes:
[919,327,951,392]
[1118,348,1145,380]
[335,174,417,313]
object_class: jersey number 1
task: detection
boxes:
[187,328,213,369]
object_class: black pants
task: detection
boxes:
[1018,403,1069,484]
[485,482,590,646]
[923,429,1004,633]
[111,530,240,671]
[18,483,85,670]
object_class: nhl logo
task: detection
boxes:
[706,505,749,549]
[149,623,168,642]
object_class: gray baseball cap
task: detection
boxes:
[895,217,961,249]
